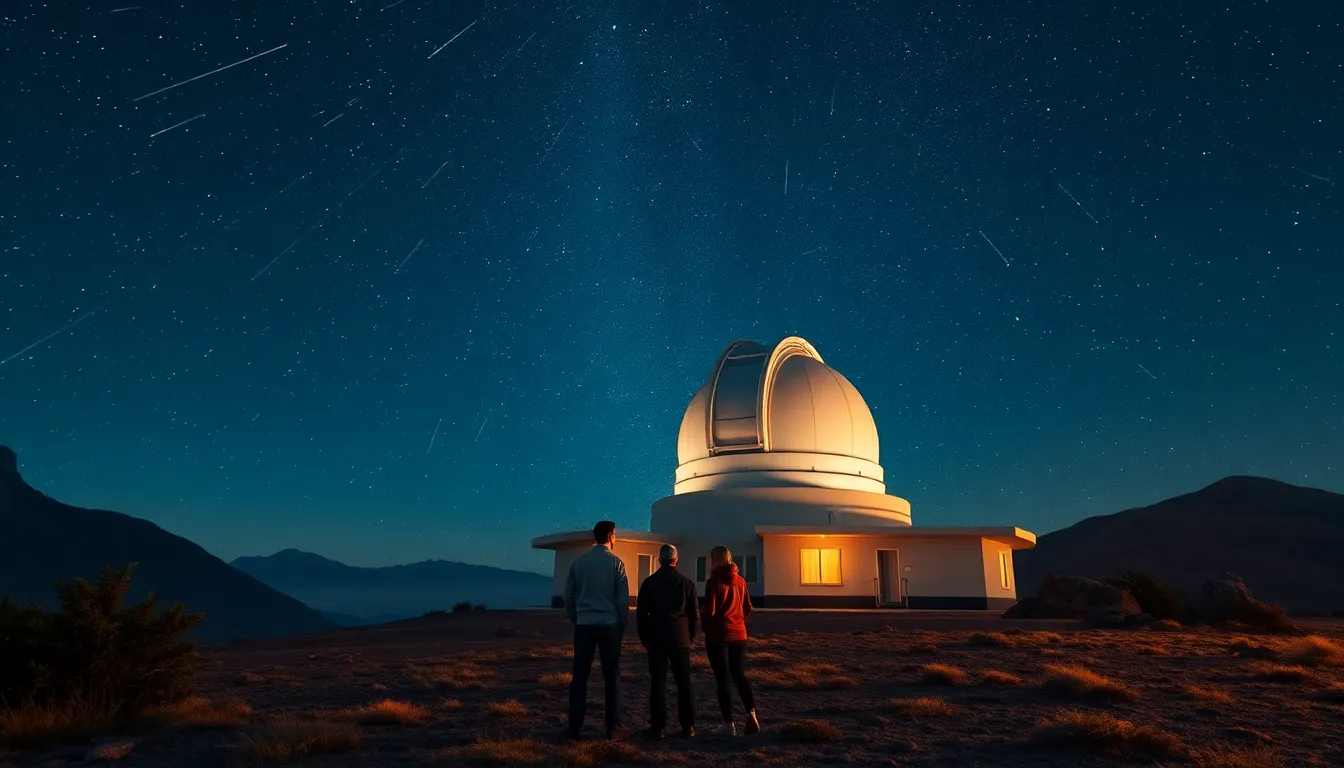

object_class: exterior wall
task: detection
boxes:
[547,540,668,606]
[651,487,911,542]
[760,534,1015,609]
[980,539,1018,603]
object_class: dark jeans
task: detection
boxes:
[568,623,623,733]
[646,647,693,732]
[705,640,755,721]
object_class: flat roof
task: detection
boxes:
[755,525,1036,549]
[531,529,672,550]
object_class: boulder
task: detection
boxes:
[1189,573,1298,632]
[1003,574,1141,621]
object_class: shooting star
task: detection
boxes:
[0,303,108,367]
[131,43,288,102]
[421,160,450,189]
[829,85,836,117]
[784,160,789,195]
[979,230,1010,267]
[474,416,488,442]
[1294,168,1333,184]
[109,6,140,12]
[380,0,406,9]
[322,112,344,128]
[1137,364,1157,380]
[428,19,478,59]
[149,113,205,138]
[538,118,570,165]
[1057,182,1099,224]
[394,237,425,273]
[686,132,702,152]
[426,418,443,455]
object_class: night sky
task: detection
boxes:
[2,1,1340,574]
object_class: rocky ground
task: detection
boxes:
[5,610,1344,767]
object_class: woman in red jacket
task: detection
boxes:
[701,546,761,736]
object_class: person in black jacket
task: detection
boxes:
[635,544,698,739]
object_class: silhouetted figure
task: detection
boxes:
[636,544,698,739]
[702,545,760,736]
[563,520,629,740]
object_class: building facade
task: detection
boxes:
[533,336,1035,610]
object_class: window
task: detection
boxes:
[696,556,707,582]
[998,551,1011,590]
[638,554,653,585]
[741,555,759,583]
[799,548,842,585]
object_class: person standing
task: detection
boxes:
[635,544,698,740]
[701,545,761,736]
[563,520,629,740]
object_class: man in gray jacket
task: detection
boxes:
[563,520,629,740]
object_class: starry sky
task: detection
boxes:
[2,1,1340,574]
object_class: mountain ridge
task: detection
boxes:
[230,548,550,590]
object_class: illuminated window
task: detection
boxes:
[638,554,653,585]
[742,555,758,583]
[998,551,1011,590]
[800,548,842,585]
[696,556,707,582]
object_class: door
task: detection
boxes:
[877,550,902,606]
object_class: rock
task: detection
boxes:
[1190,573,1298,632]
[1004,574,1141,621]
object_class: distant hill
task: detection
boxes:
[0,446,337,643]
[231,549,551,619]
[1015,476,1344,613]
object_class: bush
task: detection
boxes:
[451,601,475,613]
[0,565,203,726]
[1107,572,1185,620]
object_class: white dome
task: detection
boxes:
[673,337,884,495]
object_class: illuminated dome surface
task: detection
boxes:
[673,337,886,495]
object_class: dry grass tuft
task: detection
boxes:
[751,651,788,665]
[778,719,843,744]
[1182,684,1235,706]
[980,670,1023,687]
[486,700,529,720]
[888,696,961,717]
[968,631,1011,647]
[87,740,135,761]
[513,646,573,662]
[1281,635,1344,667]
[442,737,645,767]
[908,643,939,654]
[1248,663,1318,684]
[1137,643,1171,656]
[1032,710,1185,759]
[537,672,572,689]
[141,696,252,729]
[342,699,427,726]
[918,663,968,686]
[755,663,856,690]
[238,716,361,761]
[1148,619,1183,632]
[442,698,463,711]
[1041,664,1139,703]
[1190,743,1284,768]
[0,698,117,749]
[419,664,498,690]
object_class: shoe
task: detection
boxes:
[642,726,664,740]
[711,721,737,736]
[606,726,629,740]
[681,726,696,739]
[744,709,761,736]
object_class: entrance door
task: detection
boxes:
[876,550,903,607]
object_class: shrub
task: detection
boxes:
[486,700,529,720]
[342,699,426,726]
[1106,572,1185,620]
[918,663,967,686]
[779,719,843,743]
[1041,665,1139,703]
[980,670,1023,686]
[1032,710,1185,759]
[1181,684,1234,706]
[0,565,203,724]
[889,697,960,717]
[968,632,1011,647]
[238,716,361,761]
[1281,635,1343,667]
[452,601,475,613]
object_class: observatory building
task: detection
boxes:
[532,337,1036,609]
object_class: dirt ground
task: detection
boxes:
[6,610,1344,767]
